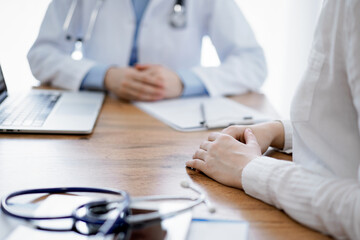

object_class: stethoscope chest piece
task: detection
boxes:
[72,200,130,235]
[170,2,187,29]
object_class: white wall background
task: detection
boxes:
[0,0,322,117]
[0,0,51,92]
[235,0,323,117]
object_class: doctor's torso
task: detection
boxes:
[31,0,264,94]
[58,0,209,70]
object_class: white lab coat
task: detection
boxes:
[28,0,267,96]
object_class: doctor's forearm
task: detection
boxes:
[80,64,109,91]
[177,70,208,97]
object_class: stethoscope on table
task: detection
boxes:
[1,181,215,239]
[64,0,187,60]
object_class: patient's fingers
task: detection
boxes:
[221,125,246,141]
[186,159,206,172]
[200,141,212,151]
[193,149,207,160]
[208,132,221,142]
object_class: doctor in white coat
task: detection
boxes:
[28,0,267,101]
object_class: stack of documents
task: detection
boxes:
[134,96,272,132]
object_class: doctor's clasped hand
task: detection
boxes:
[104,64,183,101]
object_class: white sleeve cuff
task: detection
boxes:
[278,120,293,153]
[242,156,293,206]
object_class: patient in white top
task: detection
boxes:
[186,1,360,239]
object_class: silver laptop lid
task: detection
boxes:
[0,64,105,134]
[0,64,8,104]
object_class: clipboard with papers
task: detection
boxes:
[134,96,272,132]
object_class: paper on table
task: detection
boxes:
[134,96,208,132]
[134,96,272,132]
[5,195,91,240]
[202,97,271,129]
[36,195,92,231]
[187,219,249,240]
[5,226,88,240]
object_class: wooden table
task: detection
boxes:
[0,93,330,240]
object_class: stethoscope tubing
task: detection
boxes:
[1,186,205,225]
[84,0,105,42]
[63,0,78,36]
[64,0,186,43]
[127,194,205,225]
[1,187,128,221]
[64,0,105,42]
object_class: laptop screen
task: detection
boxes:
[0,65,8,104]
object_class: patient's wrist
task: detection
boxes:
[269,121,285,150]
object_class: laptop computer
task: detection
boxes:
[0,64,104,134]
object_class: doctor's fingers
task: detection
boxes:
[136,73,165,88]
[115,81,162,101]
[122,79,165,100]
[135,64,159,71]
[123,86,164,101]
[119,91,155,102]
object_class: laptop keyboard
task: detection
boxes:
[0,93,61,127]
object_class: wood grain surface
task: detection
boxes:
[0,92,330,240]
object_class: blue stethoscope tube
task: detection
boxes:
[1,187,129,236]
[1,187,128,221]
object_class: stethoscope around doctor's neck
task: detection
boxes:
[64,0,187,60]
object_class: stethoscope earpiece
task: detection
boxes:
[180,180,190,188]
[181,181,216,214]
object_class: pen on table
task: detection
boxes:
[199,102,207,127]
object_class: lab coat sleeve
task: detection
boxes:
[178,70,208,97]
[242,157,360,240]
[27,0,97,91]
[80,64,109,91]
[191,0,267,97]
